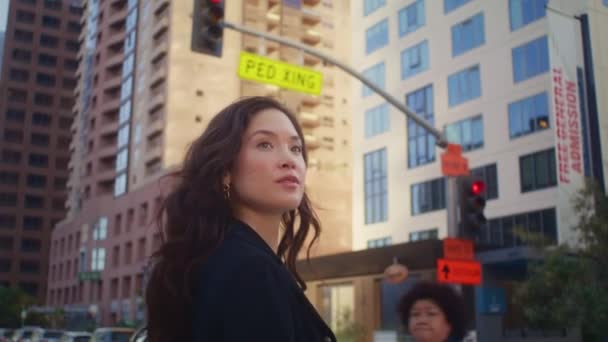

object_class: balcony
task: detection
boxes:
[302,29,321,45]
[98,141,118,158]
[266,12,280,28]
[151,37,168,62]
[147,115,164,136]
[106,50,123,69]
[105,31,125,49]
[148,90,166,113]
[154,0,169,16]
[100,95,121,115]
[301,7,321,25]
[149,62,167,87]
[299,112,320,128]
[301,94,321,107]
[304,53,321,67]
[153,16,169,39]
[304,134,320,150]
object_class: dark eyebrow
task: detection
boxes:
[250,130,301,142]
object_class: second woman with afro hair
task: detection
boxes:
[398,281,468,342]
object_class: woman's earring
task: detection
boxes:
[223,183,231,200]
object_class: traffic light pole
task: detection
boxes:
[447,178,459,237]
[222,20,449,148]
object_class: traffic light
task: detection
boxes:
[457,175,487,238]
[191,0,225,57]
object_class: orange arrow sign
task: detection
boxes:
[437,258,481,285]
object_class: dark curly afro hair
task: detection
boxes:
[398,281,467,340]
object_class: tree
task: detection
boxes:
[0,286,36,328]
[515,179,608,341]
[333,307,366,342]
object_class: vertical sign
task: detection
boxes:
[548,9,585,245]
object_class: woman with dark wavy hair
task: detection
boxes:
[144,96,336,342]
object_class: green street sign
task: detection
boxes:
[79,271,101,281]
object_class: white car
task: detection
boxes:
[31,329,63,342]
[59,331,92,342]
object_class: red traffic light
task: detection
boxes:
[208,0,222,3]
[471,180,485,195]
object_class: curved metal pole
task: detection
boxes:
[223,20,448,148]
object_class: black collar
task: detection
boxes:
[227,219,283,265]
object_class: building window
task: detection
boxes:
[27,174,47,188]
[19,0,37,6]
[38,53,57,67]
[34,93,54,106]
[8,88,28,103]
[509,92,550,138]
[93,217,108,240]
[6,109,26,123]
[68,21,81,33]
[40,34,59,48]
[36,73,56,87]
[23,216,43,231]
[409,228,438,241]
[9,68,30,82]
[14,29,34,43]
[64,59,78,71]
[364,0,386,16]
[28,153,49,167]
[406,85,435,168]
[16,10,36,24]
[12,49,32,63]
[115,174,127,196]
[411,177,446,215]
[448,65,481,107]
[512,36,549,83]
[21,239,42,253]
[445,115,484,152]
[91,248,106,271]
[365,103,390,138]
[0,237,13,251]
[364,148,388,224]
[509,0,548,31]
[4,129,24,143]
[366,18,389,54]
[481,208,557,247]
[471,164,498,200]
[362,62,385,97]
[444,0,471,13]
[63,78,77,90]
[42,15,61,29]
[451,12,485,56]
[0,215,17,229]
[25,195,44,209]
[31,133,50,147]
[520,148,557,192]
[399,0,425,37]
[2,150,22,164]
[0,172,19,186]
[367,237,392,248]
[66,40,79,52]
[44,0,62,10]
[20,260,40,274]
[401,40,429,80]
[32,112,52,127]
[0,259,11,273]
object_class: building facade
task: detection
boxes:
[351,0,607,250]
[47,0,352,326]
[0,0,83,303]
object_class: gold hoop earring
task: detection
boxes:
[223,184,231,200]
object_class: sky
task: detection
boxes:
[0,0,8,31]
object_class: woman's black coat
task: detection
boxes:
[192,220,336,342]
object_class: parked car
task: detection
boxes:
[90,328,133,342]
[10,327,43,342]
[31,329,63,342]
[0,329,14,342]
[59,331,92,342]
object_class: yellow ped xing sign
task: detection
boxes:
[238,51,323,96]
